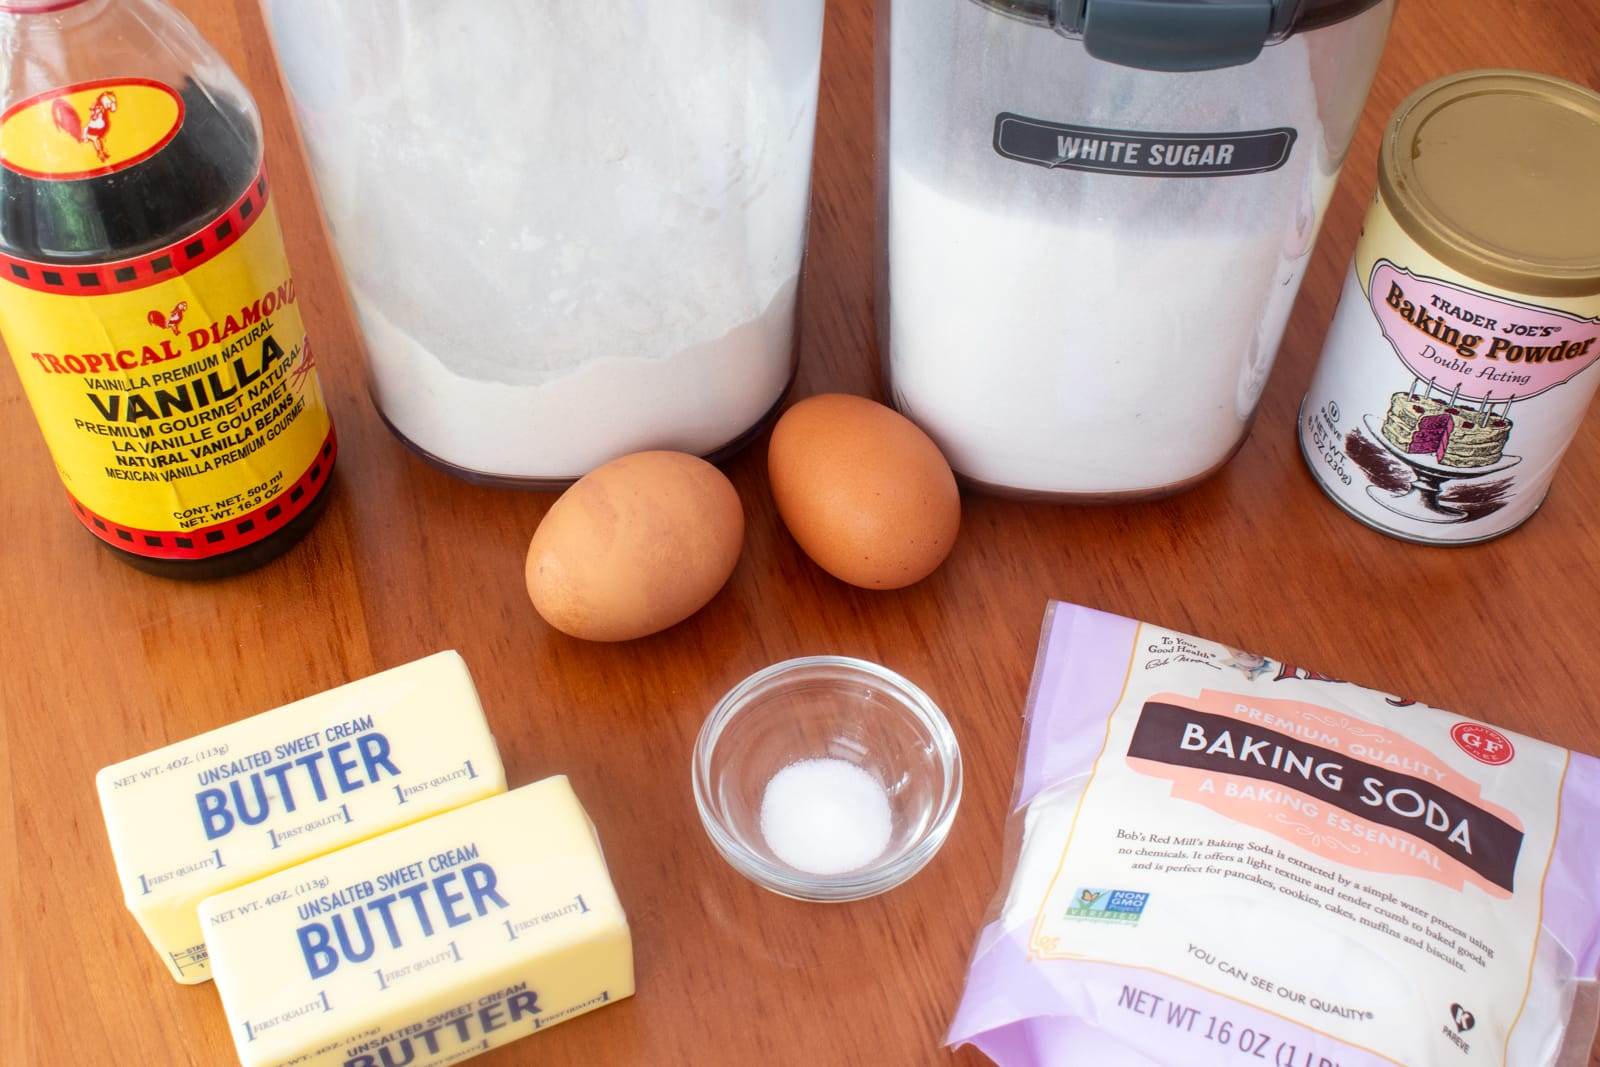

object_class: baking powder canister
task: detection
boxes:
[1299,70,1600,544]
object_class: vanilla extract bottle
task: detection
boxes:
[0,0,336,578]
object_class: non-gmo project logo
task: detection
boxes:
[1451,722,1515,766]
[1066,888,1148,924]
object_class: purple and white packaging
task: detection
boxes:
[949,602,1600,1066]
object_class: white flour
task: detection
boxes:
[265,2,822,479]
[355,283,797,476]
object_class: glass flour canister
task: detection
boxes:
[879,0,1393,500]
[260,2,824,486]
[1299,71,1600,545]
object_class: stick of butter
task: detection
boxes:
[201,777,634,1067]
[96,651,506,984]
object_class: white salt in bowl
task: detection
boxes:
[692,656,962,902]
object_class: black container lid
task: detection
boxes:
[972,0,1386,72]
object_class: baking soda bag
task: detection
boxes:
[949,602,1600,1066]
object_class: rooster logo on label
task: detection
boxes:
[148,301,188,336]
[51,91,117,164]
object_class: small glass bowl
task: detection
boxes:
[692,656,962,902]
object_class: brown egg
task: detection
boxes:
[768,393,960,590]
[525,451,744,641]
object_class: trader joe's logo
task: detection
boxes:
[1369,261,1600,404]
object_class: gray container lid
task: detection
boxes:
[973,0,1385,71]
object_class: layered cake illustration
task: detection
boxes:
[1380,391,1512,467]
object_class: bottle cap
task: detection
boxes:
[967,0,1385,71]
[1379,69,1600,298]
[0,1,91,13]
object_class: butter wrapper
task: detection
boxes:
[202,777,634,1067]
[96,651,506,983]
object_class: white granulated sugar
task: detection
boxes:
[887,163,1314,492]
[760,758,893,877]
[265,3,822,479]
[881,0,1387,495]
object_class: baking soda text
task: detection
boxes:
[1179,720,1475,854]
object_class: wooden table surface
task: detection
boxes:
[4,1,1600,1064]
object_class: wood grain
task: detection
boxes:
[3,1,1599,1064]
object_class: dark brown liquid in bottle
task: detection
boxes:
[0,79,333,578]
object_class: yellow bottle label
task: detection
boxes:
[0,78,185,181]
[0,164,335,559]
